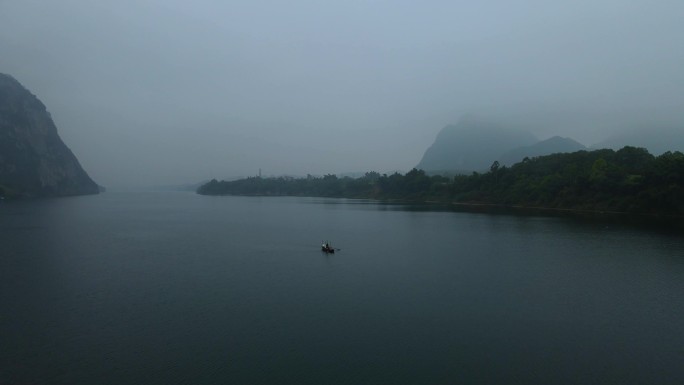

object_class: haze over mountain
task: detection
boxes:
[0,73,99,197]
[593,126,684,155]
[416,116,537,173]
[499,136,587,167]
[1,1,683,188]
[416,115,593,173]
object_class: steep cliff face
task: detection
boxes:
[0,73,99,197]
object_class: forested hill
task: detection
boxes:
[198,146,684,217]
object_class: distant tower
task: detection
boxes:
[259,168,262,178]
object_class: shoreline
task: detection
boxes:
[199,191,684,225]
[448,201,684,219]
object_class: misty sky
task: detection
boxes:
[1,0,683,187]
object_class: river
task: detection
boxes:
[1,192,683,384]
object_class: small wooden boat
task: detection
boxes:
[321,242,335,253]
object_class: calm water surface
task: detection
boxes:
[1,192,683,384]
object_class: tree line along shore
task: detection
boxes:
[197,146,684,218]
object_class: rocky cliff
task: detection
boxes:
[0,73,99,198]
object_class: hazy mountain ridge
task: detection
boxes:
[417,116,683,173]
[416,116,538,172]
[0,73,99,198]
[500,136,587,166]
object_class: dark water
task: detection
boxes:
[1,192,683,385]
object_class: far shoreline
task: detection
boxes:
[197,190,684,231]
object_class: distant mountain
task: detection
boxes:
[416,116,537,173]
[499,136,586,166]
[0,73,99,198]
[592,127,684,155]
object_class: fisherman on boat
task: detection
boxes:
[321,241,335,253]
